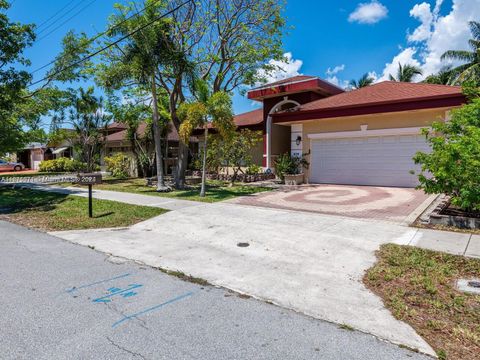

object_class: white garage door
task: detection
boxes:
[309,135,430,187]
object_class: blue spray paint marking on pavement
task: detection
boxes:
[92,284,143,303]
[112,291,195,328]
[66,273,131,293]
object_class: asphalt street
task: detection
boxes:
[0,220,430,360]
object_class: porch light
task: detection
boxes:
[296,135,302,146]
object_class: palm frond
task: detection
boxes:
[441,50,475,62]
[468,39,480,51]
[349,79,358,89]
[468,21,480,41]
[358,73,374,88]
[456,63,480,84]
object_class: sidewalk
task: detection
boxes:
[6,183,204,211]
[6,182,479,258]
[407,226,480,258]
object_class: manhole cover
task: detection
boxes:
[457,279,480,295]
[467,281,480,288]
[237,242,250,248]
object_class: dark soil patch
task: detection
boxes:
[441,204,480,219]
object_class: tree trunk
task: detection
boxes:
[230,167,239,187]
[129,136,141,177]
[164,137,169,176]
[175,140,188,189]
[200,127,208,197]
[151,75,168,192]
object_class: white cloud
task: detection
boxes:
[377,47,422,82]
[419,0,479,77]
[367,71,378,82]
[375,0,480,82]
[326,64,345,76]
[325,65,349,89]
[257,52,303,84]
[348,1,388,24]
[408,3,435,42]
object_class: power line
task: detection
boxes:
[28,0,193,88]
[36,0,98,42]
[31,0,163,76]
[36,0,78,31]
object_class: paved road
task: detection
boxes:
[0,221,429,360]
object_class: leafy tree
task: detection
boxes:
[414,98,480,211]
[178,81,234,197]
[389,63,423,82]
[462,81,480,100]
[441,21,480,86]
[106,92,155,177]
[44,30,92,85]
[50,0,286,188]
[423,66,453,85]
[0,0,35,155]
[349,73,374,89]
[163,0,286,188]
[222,129,262,186]
[94,1,186,191]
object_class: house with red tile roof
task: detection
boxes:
[234,76,466,187]
[103,122,198,175]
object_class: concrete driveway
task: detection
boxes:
[52,202,436,356]
[230,184,434,224]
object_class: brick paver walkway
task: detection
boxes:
[230,184,431,223]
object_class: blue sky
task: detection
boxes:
[9,0,480,117]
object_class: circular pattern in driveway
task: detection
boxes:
[231,185,431,222]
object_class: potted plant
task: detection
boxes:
[275,153,309,185]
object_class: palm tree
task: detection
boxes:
[349,73,374,89]
[52,87,111,173]
[389,63,423,82]
[423,66,453,85]
[178,80,235,197]
[441,21,480,85]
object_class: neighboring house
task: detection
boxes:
[16,143,47,170]
[15,130,77,170]
[232,76,466,187]
[49,128,77,160]
[103,121,199,175]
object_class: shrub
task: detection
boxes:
[246,164,261,175]
[275,153,309,181]
[39,158,86,172]
[414,98,480,211]
[104,153,131,179]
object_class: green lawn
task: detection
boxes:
[0,171,69,178]
[68,178,273,203]
[364,244,480,360]
[0,187,167,231]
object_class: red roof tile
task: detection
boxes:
[299,81,463,111]
[106,122,197,143]
[107,121,127,130]
[233,109,264,127]
[248,75,344,100]
[252,75,317,90]
[105,129,128,142]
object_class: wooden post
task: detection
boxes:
[88,184,93,218]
